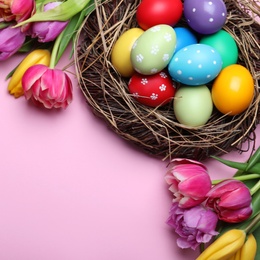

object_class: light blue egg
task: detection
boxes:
[174,27,198,53]
[168,43,223,85]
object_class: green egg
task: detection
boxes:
[200,30,238,69]
[173,85,213,127]
[131,24,176,75]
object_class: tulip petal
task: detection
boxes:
[207,179,243,197]
[218,188,251,209]
[0,26,25,60]
[167,203,218,250]
[22,65,73,109]
[174,164,207,180]
[22,64,47,91]
[218,206,253,223]
[178,173,211,198]
[11,0,34,22]
[206,179,252,223]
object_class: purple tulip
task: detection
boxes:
[31,2,69,42]
[0,25,25,60]
[206,179,252,223]
[165,158,212,208]
[167,202,218,250]
[22,64,73,109]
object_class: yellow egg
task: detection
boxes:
[111,28,144,77]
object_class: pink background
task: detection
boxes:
[0,47,259,260]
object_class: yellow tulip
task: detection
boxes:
[8,49,50,98]
[228,233,257,260]
[196,229,246,260]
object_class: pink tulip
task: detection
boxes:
[22,64,73,109]
[165,158,212,208]
[0,0,35,31]
[31,2,69,42]
[206,179,252,223]
[167,202,218,250]
[0,25,25,60]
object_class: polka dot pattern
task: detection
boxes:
[168,44,223,85]
[184,0,227,34]
[131,25,176,75]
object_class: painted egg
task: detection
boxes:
[174,27,198,53]
[200,30,238,69]
[128,70,176,107]
[184,0,227,34]
[174,85,213,127]
[136,0,183,30]
[111,28,144,77]
[212,64,254,115]
[168,44,222,85]
[131,24,176,75]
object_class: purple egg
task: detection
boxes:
[184,0,227,34]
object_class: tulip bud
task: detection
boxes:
[206,179,252,223]
[165,158,212,208]
[196,229,246,260]
[230,233,257,260]
[22,64,73,109]
[0,25,25,61]
[8,49,51,98]
[31,2,69,42]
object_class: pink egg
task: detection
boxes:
[184,0,227,34]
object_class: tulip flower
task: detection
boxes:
[206,179,252,223]
[0,0,35,31]
[196,229,246,260]
[167,202,218,250]
[165,158,212,208]
[8,49,51,98]
[31,2,69,42]
[0,25,25,60]
[22,64,73,109]
[229,233,257,260]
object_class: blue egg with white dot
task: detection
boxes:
[168,43,222,85]
[174,27,198,53]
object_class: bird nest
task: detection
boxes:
[75,0,260,161]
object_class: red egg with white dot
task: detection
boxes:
[128,71,176,107]
[184,0,227,34]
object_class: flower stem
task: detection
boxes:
[244,212,260,234]
[212,174,260,185]
[250,179,260,196]
[49,30,63,68]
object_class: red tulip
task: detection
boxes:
[206,179,252,223]
[22,64,73,109]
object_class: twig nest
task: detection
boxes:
[75,0,260,161]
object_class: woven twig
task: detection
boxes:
[75,0,260,161]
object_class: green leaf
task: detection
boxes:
[247,147,260,171]
[52,0,96,66]
[0,22,11,29]
[211,155,260,174]
[17,38,37,53]
[253,227,260,259]
[15,0,92,26]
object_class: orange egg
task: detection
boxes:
[212,64,254,115]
